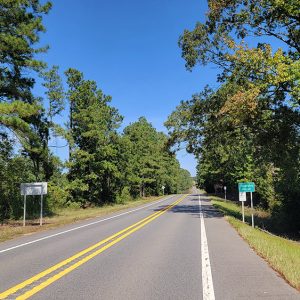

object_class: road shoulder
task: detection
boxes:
[200,193,300,299]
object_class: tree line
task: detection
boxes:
[166,0,300,234]
[0,0,193,222]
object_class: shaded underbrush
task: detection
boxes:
[210,195,300,241]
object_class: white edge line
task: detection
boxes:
[199,194,215,300]
[0,195,175,254]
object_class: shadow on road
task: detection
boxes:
[153,194,223,219]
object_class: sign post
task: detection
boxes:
[238,182,255,227]
[162,185,165,196]
[23,192,27,227]
[250,191,254,228]
[40,186,43,226]
[242,200,245,223]
[224,186,227,201]
[239,192,246,222]
[21,182,47,227]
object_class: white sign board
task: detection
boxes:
[239,192,246,202]
[21,182,47,196]
[162,185,165,190]
[224,186,227,190]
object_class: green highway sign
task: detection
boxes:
[238,182,255,192]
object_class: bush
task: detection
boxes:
[116,186,132,204]
[47,181,69,210]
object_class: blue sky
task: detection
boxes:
[38,0,220,176]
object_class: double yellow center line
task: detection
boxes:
[0,194,187,300]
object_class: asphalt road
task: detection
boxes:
[0,192,299,300]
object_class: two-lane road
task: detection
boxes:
[0,193,299,299]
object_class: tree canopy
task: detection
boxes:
[167,0,300,233]
[0,0,193,222]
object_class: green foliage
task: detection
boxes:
[116,187,132,204]
[123,117,193,197]
[0,130,67,221]
[123,117,161,197]
[41,65,65,122]
[0,0,51,102]
[47,164,69,210]
[0,0,60,183]
[167,0,300,233]
[0,101,41,147]
[0,1,193,224]
[65,68,123,205]
[0,133,37,221]
[177,168,193,193]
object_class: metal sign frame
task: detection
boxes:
[238,182,255,227]
[20,182,47,227]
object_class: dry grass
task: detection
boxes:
[0,196,163,243]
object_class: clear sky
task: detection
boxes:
[38,0,220,177]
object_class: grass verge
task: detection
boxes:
[210,195,271,225]
[0,195,165,244]
[211,197,300,291]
